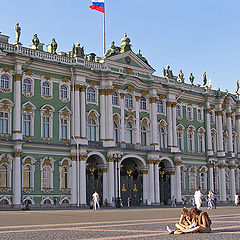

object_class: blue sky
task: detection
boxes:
[1,0,240,93]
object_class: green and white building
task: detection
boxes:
[0,29,239,207]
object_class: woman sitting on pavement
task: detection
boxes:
[189,206,212,233]
[167,208,200,234]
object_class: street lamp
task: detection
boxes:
[114,153,122,208]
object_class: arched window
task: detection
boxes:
[42,165,51,189]
[157,100,164,113]
[113,122,119,143]
[187,128,195,152]
[60,85,68,99]
[141,126,147,146]
[209,111,214,123]
[0,74,10,90]
[23,78,32,93]
[88,118,96,141]
[189,168,196,191]
[177,131,183,151]
[226,169,230,192]
[112,91,119,105]
[42,82,50,96]
[198,134,204,153]
[158,126,166,149]
[87,87,96,102]
[0,165,8,188]
[200,169,207,191]
[126,122,133,144]
[0,111,9,134]
[181,166,186,191]
[23,165,31,189]
[60,167,68,189]
[42,116,50,138]
[211,130,217,153]
[176,104,181,117]
[125,93,133,108]
[60,118,68,140]
[140,97,146,110]
[186,106,193,119]
[197,109,203,121]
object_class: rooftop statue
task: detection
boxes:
[189,73,194,85]
[136,50,149,65]
[177,70,184,83]
[104,41,120,58]
[51,38,58,54]
[203,72,207,87]
[235,80,239,95]
[121,33,132,53]
[72,42,84,58]
[32,34,40,50]
[14,23,21,44]
[163,65,173,79]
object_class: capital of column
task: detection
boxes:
[13,73,22,81]
[236,115,240,120]
[169,171,175,176]
[135,96,140,102]
[120,93,125,99]
[13,151,23,157]
[141,169,148,174]
[154,160,160,165]
[80,86,87,92]
[79,155,87,161]
[105,89,113,95]
[171,102,177,108]
[166,101,173,108]
[149,97,157,104]
[70,155,77,161]
[106,157,114,162]
[208,163,214,168]
[215,110,223,116]
[99,89,106,95]
[218,164,226,169]
[228,165,236,170]
[101,168,108,173]
[147,159,155,165]
[74,84,81,91]
[226,112,233,118]
[206,108,212,114]
[174,161,182,166]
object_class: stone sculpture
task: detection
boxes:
[189,73,194,85]
[32,34,40,49]
[51,38,58,54]
[14,23,21,44]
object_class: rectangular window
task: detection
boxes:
[23,114,31,136]
[0,112,9,134]
[42,116,50,138]
[60,119,68,139]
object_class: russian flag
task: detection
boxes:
[89,0,105,13]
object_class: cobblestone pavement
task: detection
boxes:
[0,206,239,239]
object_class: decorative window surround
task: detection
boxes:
[58,106,71,141]
[187,125,195,153]
[22,76,34,97]
[158,120,167,149]
[176,104,182,119]
[87,110,100,141]
[59,83,70,103]
[0,154,13,193]
[197,127,206,153]
[22,101,36,138]
[180,165,187,192]
[112,91,119,105]
[41,79,53,100]
[0,99,13,136]
[199,166,208,192]
[40,157,55,193]
[209,110,215,124]
[189,166,197,192]
[197,108,204,122]
[59,158,72,193]
[0,71,12,93]
[157,100,165,114]
[22,156,36,193]
[186,106,193,121]
[87,87,97,104]
[40,105,55,140]
[177,124,185,151]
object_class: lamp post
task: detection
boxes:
[114,153,122,208]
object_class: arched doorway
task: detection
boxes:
[120,158,143,206]
[159,160,171,205]
[86,155,103,206]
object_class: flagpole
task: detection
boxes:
[103,1,106,56]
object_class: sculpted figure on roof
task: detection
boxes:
[203,72,207,87]
[163,65,173,79]
[235,80,239,95]
[104,41,120,58]
[51,38,58,54]
[73,42,85,58]
[32,34,40,49]
[189,73,194,85]
[14,23,21,44]
[177,70,184,82]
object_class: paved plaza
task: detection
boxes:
[0,206,239,239]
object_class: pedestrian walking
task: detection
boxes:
[207,190,214,209]
[171,195,176,208]
[194,186,203,210]
[235,192,239,207]
[112,196,116,208]
[127,197,131,208]
[191,196,195,207]
[53,197,57,208]
[92,191,100,210]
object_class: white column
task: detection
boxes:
[216,110,225,156]
[13,73,22,140]
[206,108,213,156]
[236,112,240,158]
[79,158,86,205]
[174,156,182,203]
[172,103,177,148]
[167,102,173,148]
[120,93,125,143]
[80,86,87,140]
[108,159,115,203]
[208,163,214,192]
[102,168,108,204]
[148,161,155,203]
[71,156,77,205]
[142,170,148,205]
[226,111,234,155]
[229,164,236,201]
[74,85,81,138]
[170,171,176,198]
[218,164,227,202]
[150,98,158,147]
[13,148,22,205]
[154,161,160,204]
[135,96,140,145]
[99,89,106,142]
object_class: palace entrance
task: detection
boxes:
[86,155,103,206]
[120,158,143,206]
[159,160,171,205]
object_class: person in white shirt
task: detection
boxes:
[194,186,203,210]
[235,192,239,207]
[92,191,100,210]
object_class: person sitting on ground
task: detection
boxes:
[189,206,212,233]
[167,208,200,234]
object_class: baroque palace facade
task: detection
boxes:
[0,28,240,207]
